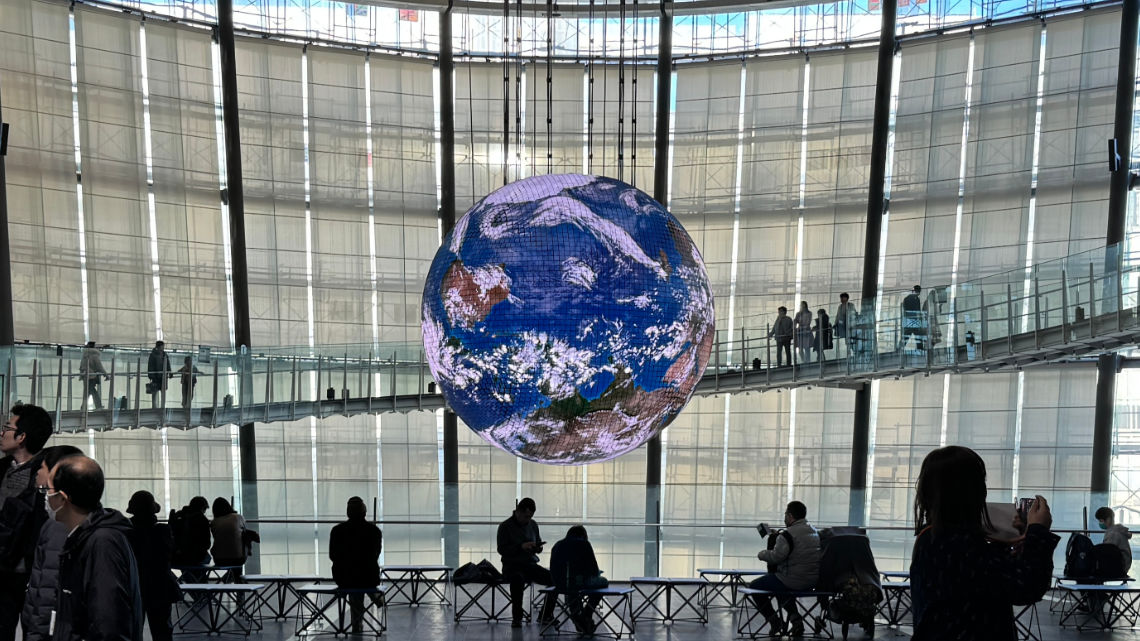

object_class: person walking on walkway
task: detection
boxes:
[834,293,856,359]
[79,342,108,410]
[147,341,171,407]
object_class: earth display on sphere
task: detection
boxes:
[421,174,715,465]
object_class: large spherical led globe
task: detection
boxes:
[422,174,715,465]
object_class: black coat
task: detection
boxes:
[0,453,47,571]
[329,518,382,588]
[497,514,542,569]
[22,520,68,641]
[549,535,602,593]
[171,507,211,565]
[127,516,179,604]
[910,524,1059,641]
[54,508,143,641]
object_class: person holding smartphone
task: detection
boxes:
[497,497,556,627]
[910,446,1060,640]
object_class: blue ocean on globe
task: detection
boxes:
[422,174,715,465]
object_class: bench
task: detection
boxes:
[1056,582,1140,632]
[737,587,834,640]
[453,579,524,623]
[696,569,767,609]
[175,565,244,584]
[174,583,265,636]
[878,581,911,627]
[629,577,708,624]
[537,586,636,639]
[295,583,387,638]
[380,564,452,606]
[243,574,326,621]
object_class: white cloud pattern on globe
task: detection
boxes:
[422,175,715,465]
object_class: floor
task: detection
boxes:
[162,585,1140,641]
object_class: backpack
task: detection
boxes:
[764,530,795,574]
[827,576,879,624]
[453,559,505,585]
[1093,543,1127,579]
[1064,532,1096,578]
[169,509,191,561]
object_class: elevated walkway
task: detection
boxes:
[6,244,1137,432]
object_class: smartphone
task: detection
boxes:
[1016,497,1034,521]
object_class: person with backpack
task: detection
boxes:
[1096,507,1132,575]
[910,446,1059,641]
[748,500,822,637]
[0,404,53,641]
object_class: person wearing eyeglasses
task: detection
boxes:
[47,455,143,641]
[0,404,53,641]
[20,445,83,641]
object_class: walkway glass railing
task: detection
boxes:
[704,242,1140,388]
[4,242,1137,429]
[0,341,441,431]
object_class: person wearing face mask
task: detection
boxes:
[47,456,143,641]
[20,446,82,641]
[1095,507,1132,574]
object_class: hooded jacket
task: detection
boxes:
[1103,523,1133,573]
[54,508,143,641]
[497,513,542,569]
[757,518,821,590]
[21,520,68,641]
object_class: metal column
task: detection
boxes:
[0,74,14,346]
[218,0,258,571]
[645,0,672,576]
[849,0,897,527]
[439,1,460,571]
[1091,0,1138,513]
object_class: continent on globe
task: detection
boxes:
[422,174,715,465]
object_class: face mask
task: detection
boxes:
[1098,522,1108,530]
[45,492,62,521]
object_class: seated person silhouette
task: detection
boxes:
[550,525,608,636]
[329,496,383,633]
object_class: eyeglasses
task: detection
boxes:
[36,485,49,495]
[0,426,16,435]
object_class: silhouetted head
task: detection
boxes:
[567,525,588,540]
[914,445,992,535]
[347,496,367,520]
[211,497,235,518]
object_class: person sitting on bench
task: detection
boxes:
[329,497,383,634]
[748,500,821,637]
[497,497,556,628]
[550,525,608,635]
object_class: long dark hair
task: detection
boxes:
[914,445,993,535]
[212,497,235,518]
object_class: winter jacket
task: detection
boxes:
[497,514,542,569]
[170,507,210,565]
[21,520,68,641]
[79,348,107,381]
[146,349,170,389]
[769,316,793,344]
[910,523,1060,641]
[1103,524,1133,573]
[209,513,246,565]
[329,517,382,588]
[0,453,47,572]
[54,508,143,641]
[127,516,179,605]
[757,519,821,591]
[549,534,604,593]
[817,534,881,600]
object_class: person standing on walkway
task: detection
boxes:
[834,293,856,359]
[147,341,171,408]
[768,307,793,368]
[176,356,201,410]
[813,308,832,362]
[899,285,927,352]
[794,302,813,365]
[79,342,108,410]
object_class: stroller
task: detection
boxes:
[818,533,883,639]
